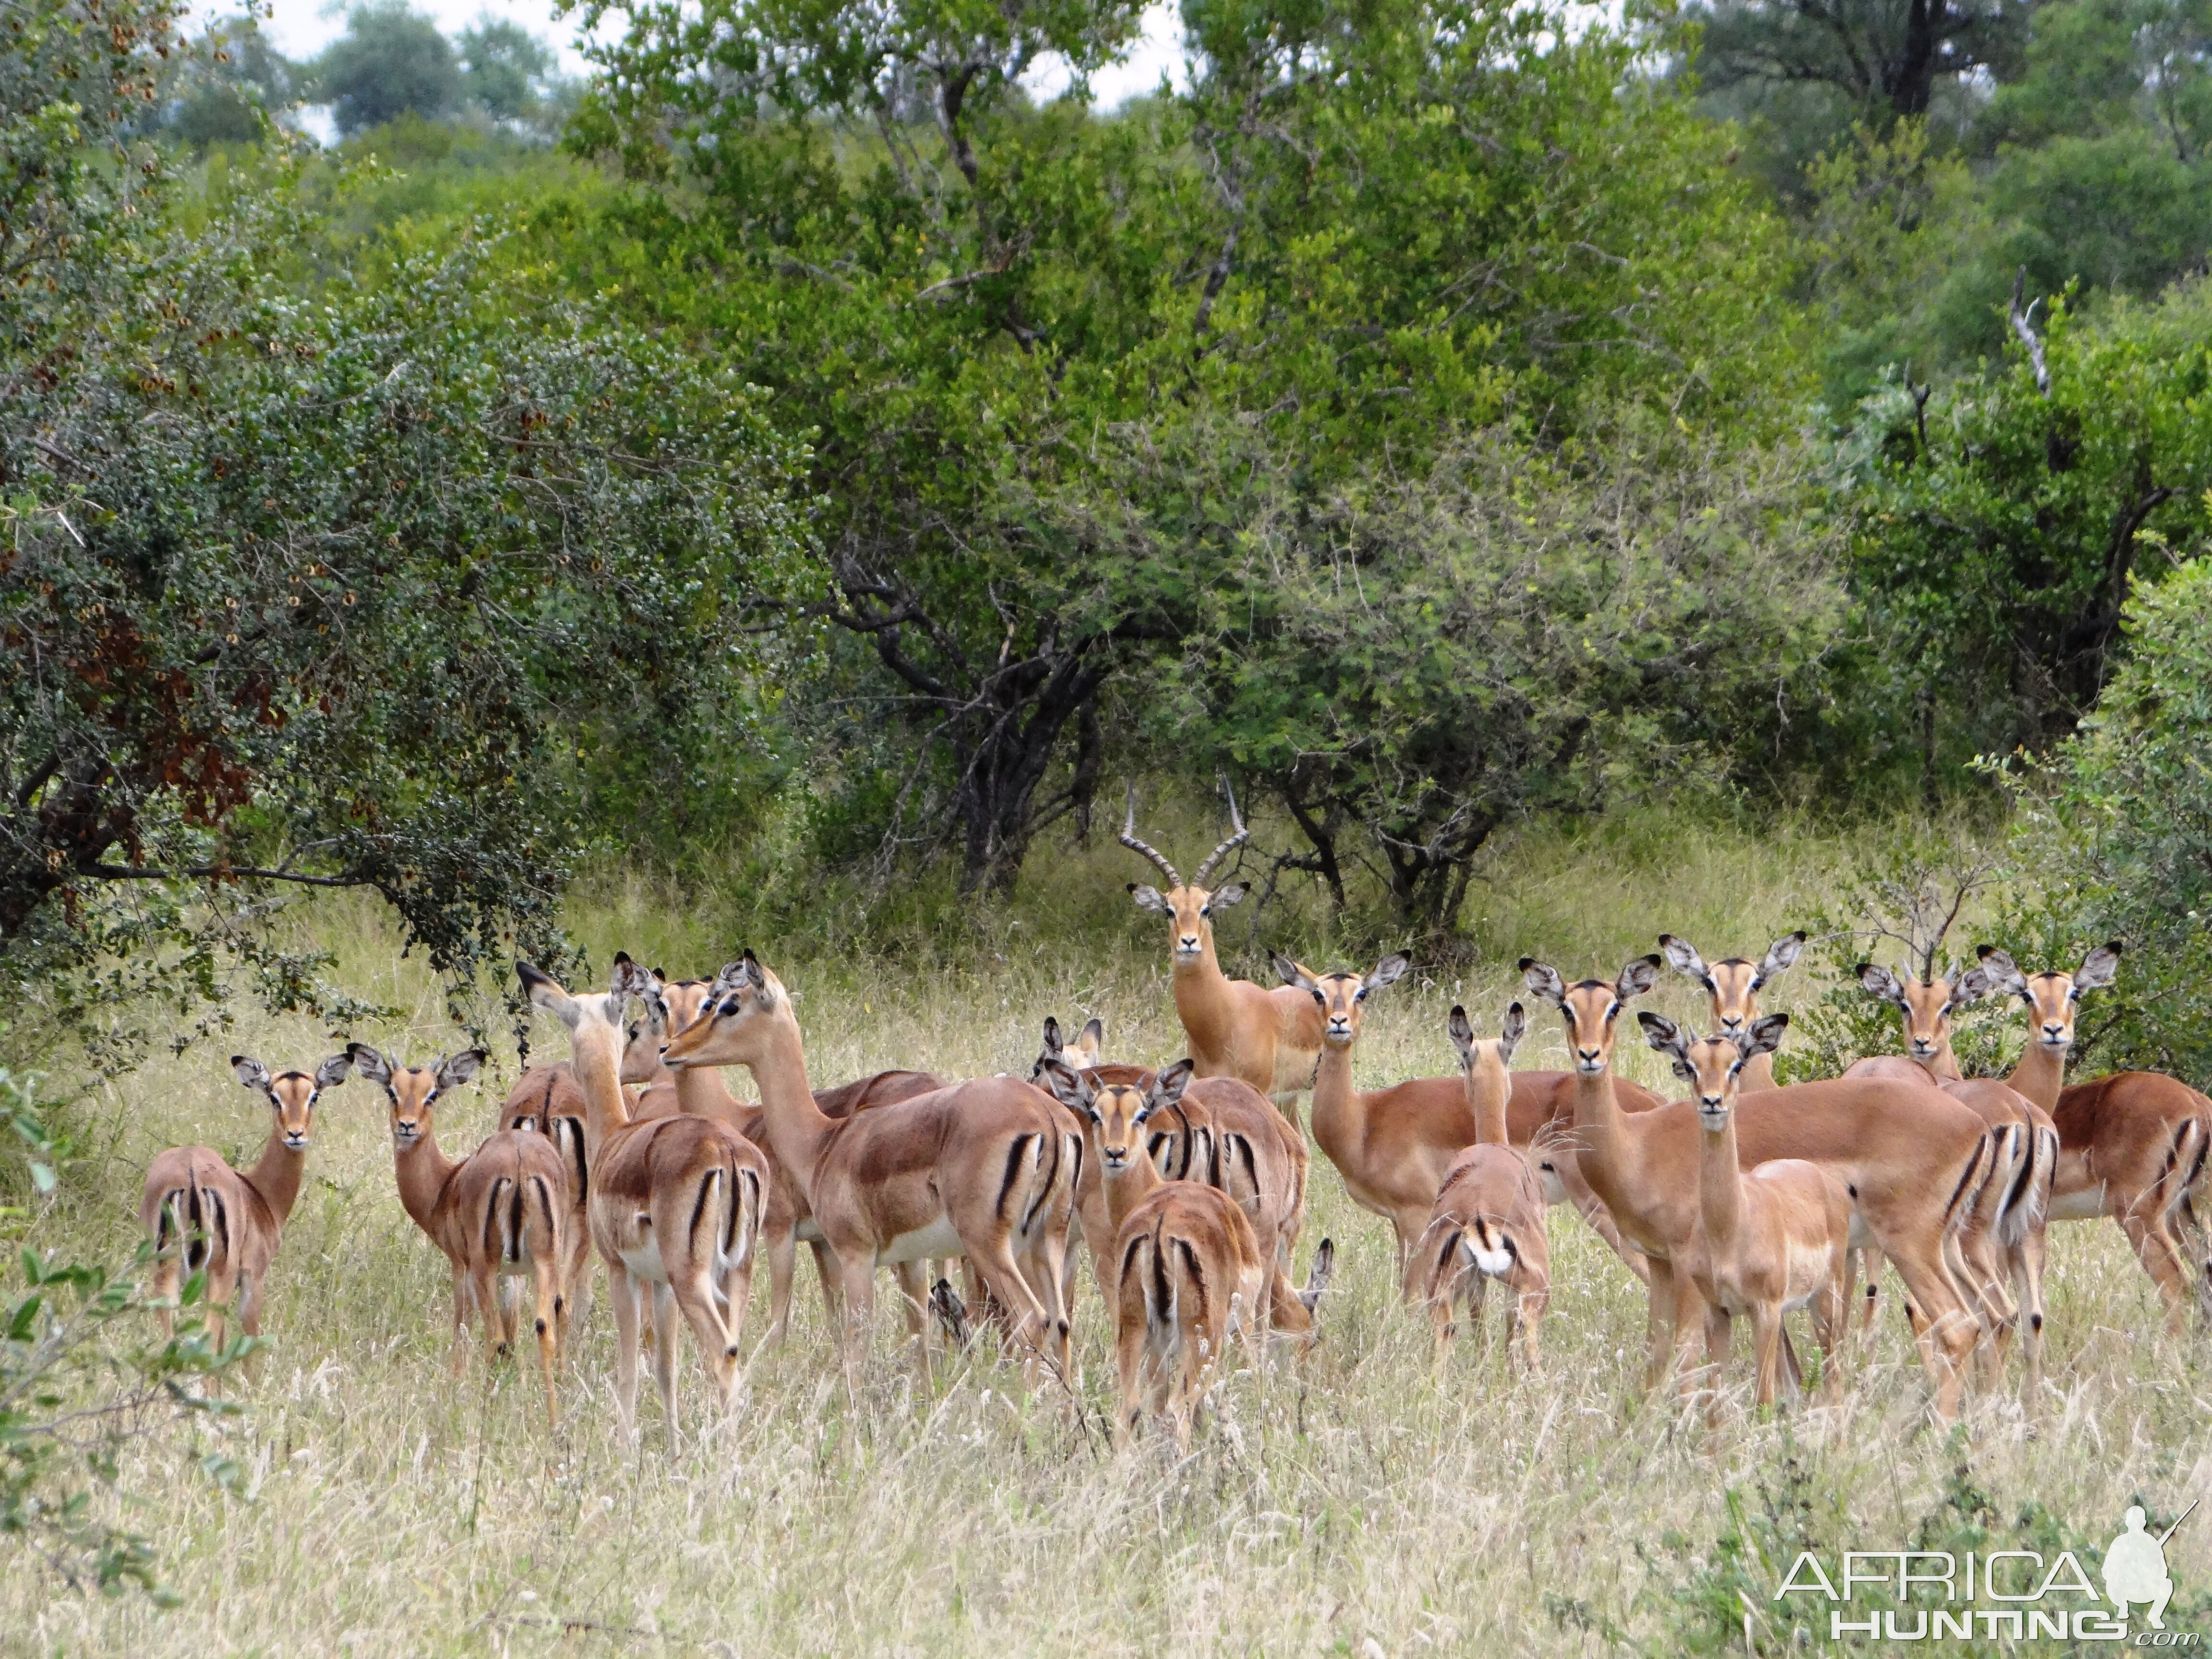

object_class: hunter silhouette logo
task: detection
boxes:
[1775,1497,2201,1644]
[2107,1501,2196,1631]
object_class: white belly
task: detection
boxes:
[618,1245,668,1286]
[2048,1184,2107,1223]
[794,1218,825,1245]
[878,1214,963,1266]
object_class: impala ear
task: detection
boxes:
[1659,934,1712,988]
[1743,1012,1790,1059]
[1499,1001,1527,1064]
[1856,962,1905,1010]
[232,1055,272,1092]
[1976,945,2027,996]
[313,1053,353,1091]
[1519,959,1566,1006]
[1275,953,1318,992]
[1445,1005,1477,1066]
[1365,953,1410,994]
[1210,882,1246,908]
[1039,1016,1064,1059]
[1755,931,1806,986]
[1949,965,1995,1009]
[2076,940,2123,992]
[1616,954,1663,1001]
[518,962,579,1028]
[1149,1058,1196,1115]
[436,1048,485,1090]
[345,1042,393,1086]
[610,953,657,1000]
[1637,1010,1690,1065]
[1075,1017,1104,1061]
[1129,884,1170,914]
[1036,1058,1092,1114]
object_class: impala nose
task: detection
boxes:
[1576,1046,1603,1070]
[1178,934,1200,952]
[1719,1015,1743,1033]
[2043,1022,2068,1043]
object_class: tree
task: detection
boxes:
[163,12,299,147]
[1688,0,2037,121]
[2,0,817,1068]
[457,17,562,126]
[312,2,463,135]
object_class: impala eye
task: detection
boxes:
[1355,988,1368,1001]
[1311,990,1324,1005]
[1199,905,1212,918]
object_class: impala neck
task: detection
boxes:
[391,1118,458,1237]
[673,1062,739,1119]
[2006,1041,2067,1113]
[1310,1041,1364,1159]
[1570,1063,1626,1186]
[737,1010,828,1193]
[1735,1050,1778,1093]
[1696,1104,1745,1262]
[241,1118,310,1229]
[1099,1138,1166,1234]
[572,1026,634,1166]
[1465,1046,1511,1147]
[1914,1034,1963,1083]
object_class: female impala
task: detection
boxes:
[1519,955,1988,1419]
[1274,954,1649,1281]
[1119,785,1324,1122]
[351,1044,569,1426]
[519,958,768,1439]
[1658,932,1805,1092]
[659,952,1077,1383]
[1638,1013,1853,1409]
[1408,1003,1550,1370]
[141,1053,350,1357]
[1850,959,2057,1390]
[1029,1016,1324,1336]
[1977,942,2212,1325]
[1036,1058,1270,1449]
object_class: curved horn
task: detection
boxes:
[1190,774,1250,889]
[1118,782,1182,889]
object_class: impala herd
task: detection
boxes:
[137,798,2212,1447]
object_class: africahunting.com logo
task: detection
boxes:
[1774,1501,2200,1645]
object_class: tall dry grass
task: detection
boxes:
[4,811,2208,1655]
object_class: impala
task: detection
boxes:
[1978,942,2212,1326]
[520,958,768,1438]
[1520,955,1988,1419]
[1037,1058,1270,1449]
[1851,959,2058,1391]
[625,969,947,1344]
[1658,932,1805,1092]
[1029,1016,1322,1337]
[659,952,1078,1383]
[1120,784,1324,1121]
[1639,1013,1852,1410]
[351,1044,569,1426]
[1408,1003,1549,1370]
[1273,954,1650,1281]
[499,1063,597,1335]
[141,1053,350,1359]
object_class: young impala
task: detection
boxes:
[520,958,769,1439]
[1638,1013,1852,1410]
[1977,942,2212,1326]
[1120,784,1325,1123]
[351,1044,569,1426]
[1408,1003,1550,1370]
[1658,932,1806,1092]
[659,952,1077,1385]
[1520,955,1988,1420]
[140,1053,350,1360]
[1037,1058,1270,1449]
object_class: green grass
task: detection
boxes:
[4,810,2209,1654]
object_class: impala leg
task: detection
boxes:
[891,1260,933,1387]
[531,1258,561,1428]
[811,1239,843,1328]
[837,1253,878,1390]
[676,1275,740,1419]
[1551,1156,1650,1286]
[1643,1258,1680,1392]
[650,1282,680,1434]
[449,1265,474,1380]
[1855,1247,1883,1341]
[2009,1234,2047,1401]
[608,1261,642,1439]
[1516,1274,1548,1376]
[478,1265,508,1369]
[1884,1246,1976,1423]
[150,1226,181,1344]
[763,1224,798,1347]
[565,1236,594,1346]
[1812,1256,1849,1405]
[1750,1307,1782,1413]
[969,1246,1053,1388]
[1690,1299,1729,1423]
[2120,1206,2195,1331]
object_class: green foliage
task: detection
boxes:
[161,12,299,149]
[456,18,563,127]
[0,1074,234,1600]
[310,2,465,135]
[1996,555,2212,1079]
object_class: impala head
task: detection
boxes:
[518,954,651,1071]
[1856,960,1994,1065]
[1521,955,1663,1075]
[623,968,715,1084]
[1276,953,1409,1046]
[1637,1011,1790,1124]
[1121,781,1250,961]
[1659,930,1804,1038]
[1976,940,2122,1052]
[658,950,794,1070]
[1030,1015,1105,1082]
[1446,1001,1526,1073]
[1037,1056,1194,1172]
[347,1043,484,1148]
[230,1052,350,1152]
